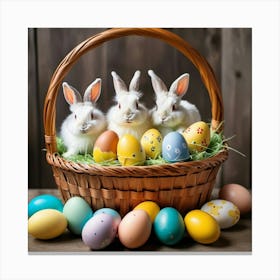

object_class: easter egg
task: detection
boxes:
[182,121,210,153]
[184,209,220,244]
[117,134,146,166]
[162,132,190,163]
[93,208,121,228]
[118,209,152,249]
[28,194,64,218]
[201,199,240,229]
[140,129,162,159]
[219,183,252,215]
[93,130,119,163]
[63,197,93,235]
[28,209,67,240]
[82,213,117,250]
[153,207,185,245]
[134,201,160,223]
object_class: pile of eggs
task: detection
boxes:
[93,121,211,166]
[28,184,251,250]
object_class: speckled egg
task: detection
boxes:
[117,134,146,166]
[82,213,117,250]
[201,199,240,229]
[182,121,210,153]
[93,208,121,228]
[140,129,162,159]
[162,132,190,163]
[118,209,152,249]
[154,207,185,245]
[93,130,119,163]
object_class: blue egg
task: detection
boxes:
[162,132,190,162]
[94,208,121,228]
[28,194,64,218]
[154,207,185,245]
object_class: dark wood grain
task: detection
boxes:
[28,28,40,188]
[28,189,252,253]
[222,29,252,188]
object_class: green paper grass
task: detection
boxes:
[56,124,244,166]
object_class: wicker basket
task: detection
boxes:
[43,28,228,216]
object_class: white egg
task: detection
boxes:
[201,199,240,229]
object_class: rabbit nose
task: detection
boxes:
[126,113,134,120]
[81,123,88,133]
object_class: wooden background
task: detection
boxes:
[28,28,252,190]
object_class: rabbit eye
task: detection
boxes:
[91,112,94,120]
[172,104,177,111]
[118,103,121,109]
[74,114,77,119]
[136,102,139,110]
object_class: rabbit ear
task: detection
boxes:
[84,78,102,103]
[111,71,128,94]
[62,82,82,105]
[169,73,190,97]
[148,70,168,94]
[129,70,141,91]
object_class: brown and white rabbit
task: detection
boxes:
[107,70,151,140]
[148,70,201,137]
[60,78,107,157]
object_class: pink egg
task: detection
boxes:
[118,209,152,249]
[82,213,117,250]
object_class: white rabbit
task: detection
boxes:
[107,70,151,140]
[60,78,107,157]
[148,70,201,137]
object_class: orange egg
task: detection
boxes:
[219,183,251,215]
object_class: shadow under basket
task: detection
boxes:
[43,28,228,216]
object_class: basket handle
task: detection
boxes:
[44,28,224,154]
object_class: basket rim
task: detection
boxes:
[46,149,228,177]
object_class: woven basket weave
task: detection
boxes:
[43,28,228,216]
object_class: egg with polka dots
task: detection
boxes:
[201,199,240,229]
[117,134,146,166]
[182,121,210,153]
[140,129,162,159]
[162,131,190,163]
[81,213,117,250]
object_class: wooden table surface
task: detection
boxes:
[28,189,252,254]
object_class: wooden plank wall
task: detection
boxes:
[28,28,251,190]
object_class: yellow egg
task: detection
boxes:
[28,209,67,240]
[117,134,146,166]
[182,121,210,153]
[184,209,220,244]
[134,201,160,223]
[93,130,119,163]
[140,129,162,159]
